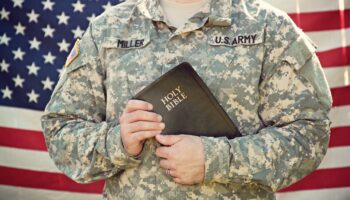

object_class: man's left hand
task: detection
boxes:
[155,134,205,185]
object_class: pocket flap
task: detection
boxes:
[282,33,317,71]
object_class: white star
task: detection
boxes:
[12,47,25,60]
[41,77,55,90]
[57,39,70,52]
[57,68,64,77]
[72,0,85,13]
[12,74,25,88]
[0,59,10,73]
[14,22,26,35]
[26,9,39,23]
[72,26,84,39]
[42,24,55,38]
[0,33,11,46]
[56,12,70,25]
[42,0,55,11]
[27,62,39,76]
[12,0,25,8]
[87,13,96,23]
[102,2,114,11]
[43,51,56,65]
[0,7,10,20]
[1,86,13,100]
[28,37,41,50]
[27,89,39,103]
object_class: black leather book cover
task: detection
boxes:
[133,62,241,139]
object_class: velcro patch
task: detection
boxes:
[209,32,263,47]
[65,39,80,68]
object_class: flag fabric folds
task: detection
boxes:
[0,0,349,199]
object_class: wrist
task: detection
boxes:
[201,136,231,184]
[106,126,142,168]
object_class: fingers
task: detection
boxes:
[120,110,162,124]
[132,130,162,142]
[123,121,165,134]
[173,177,187,185]
[159,159,175,170]
[155,146,174,159]
[155,134,181,146]
[124,100,153,113]
[160,160,179,178]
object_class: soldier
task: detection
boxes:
[41,0,332,199]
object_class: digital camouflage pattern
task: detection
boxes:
[41,0,332,199]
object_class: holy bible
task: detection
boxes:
[133,62,241,139]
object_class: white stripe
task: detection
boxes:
[324,66,350,88]
[0,106,43,131]
[330,105,350,128]
[0,146,60,173]
[1,104,350,133]
[264,0,350,13]
[306,28,350,52]
[318,146,350,169]
[276,187,350,200]
[0,185,102,200]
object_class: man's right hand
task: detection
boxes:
[120,100,164,156]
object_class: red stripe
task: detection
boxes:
[331,86,350,107]
[0,127,47,151]
[288,9,350,32]
[329,127,350,147]
[0,166,104,193]
[279,167,350,192]
[1,165,349,194]
[317,46,350,68]
[1,126,348,150]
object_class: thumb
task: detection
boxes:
[156,134,181,146]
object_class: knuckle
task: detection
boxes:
[126,100,137,111]
[123,124,132,134]
[157,148,167,158]
[155,148,163,157]
[163,151,171,159]
[159,159,166,167]
[136,110,147,119]
[133,121,144,130]
[133,133,141,141]
[169,163,176,170]
[127,99,135,106]
[166,149,174,159]
[119,114,127,123]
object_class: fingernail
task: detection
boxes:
[148,104,153,110]
[160,123,165,129]
[157,115,162,121]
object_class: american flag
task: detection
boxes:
[0,0,349,199]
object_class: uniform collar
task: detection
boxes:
[137,0,233,28]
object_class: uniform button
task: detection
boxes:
[195,30,204,38]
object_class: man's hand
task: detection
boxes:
[155,134,205,185]
[120,100,165,156]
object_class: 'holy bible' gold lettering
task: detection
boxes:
[161,85,187,111]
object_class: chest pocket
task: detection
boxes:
[101,35,161,98]
[205,30,265,135]
[205,30,264,95]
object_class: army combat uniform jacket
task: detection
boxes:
[41,0,332,199]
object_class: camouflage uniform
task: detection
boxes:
[41,0,332,199]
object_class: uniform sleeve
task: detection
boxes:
[41,24,142,183]
[201,15,332,191]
